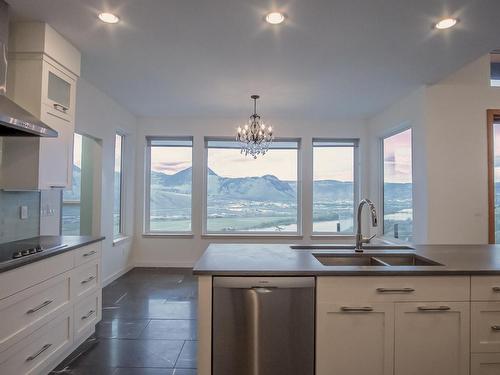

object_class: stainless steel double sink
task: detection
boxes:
[290,245,443,267]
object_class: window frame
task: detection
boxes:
[487,110,500,243]
[311,138,360,235]
[202,136,302,237]
[380,125,414,242]
[114,132,126,238]
[144,136,194,236]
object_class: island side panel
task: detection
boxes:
[198,275,212,375]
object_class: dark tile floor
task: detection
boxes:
[52,268,198,375]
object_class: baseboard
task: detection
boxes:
[102,264,134,287]
[133,261,194,269]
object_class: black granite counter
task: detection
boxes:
[0,236,105,274]
[193,243,500,276]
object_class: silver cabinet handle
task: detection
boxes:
[417,306,451,311]
[376,287,415,294]
[340,306,374,312]
[27,300,53,314]
[50,185,66,189]
[83,250,96,257]
[81,275,96,284]
[81,310,95,320]
[492,287,500,292]
[53,103,68,113]
[492,325,500,331]
[26,343,51,362]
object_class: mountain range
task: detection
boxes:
[66,165,414,208]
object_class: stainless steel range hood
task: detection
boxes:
[0,0,57,137]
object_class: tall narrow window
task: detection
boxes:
[114,133,125,237]
[488,110,500,243]
[313,139,358,234]
[62,133,101,235]
[145,137,193,233]
[62,133,83,235]
[205,138,300,234]
[382,128,413,241]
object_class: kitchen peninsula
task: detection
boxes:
[194,243,500,375]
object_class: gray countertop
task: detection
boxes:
[0,235,105,274]
[193,243,500,276]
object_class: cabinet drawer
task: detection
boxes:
[471,353,500,375]
[74,243,100,268]
[72,261,99,299]
[0,311,72,375]
[317,276,470,303]
[472,276,500,301]
[0,272,70,353]
[74,292,101,339]
[0,252,73,300]
[471,302,500,353]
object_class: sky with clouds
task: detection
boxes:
[383,129,412,184]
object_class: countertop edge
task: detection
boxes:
[0,236,106,274]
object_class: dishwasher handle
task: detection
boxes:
[213,276,315,289]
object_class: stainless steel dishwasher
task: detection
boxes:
[212,277,315,375]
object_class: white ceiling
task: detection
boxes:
[6,0,500,120]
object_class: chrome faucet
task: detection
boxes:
[355,199,378,252]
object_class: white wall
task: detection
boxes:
[132,116,368,267]
[368,54,500,245]
[75,79,137,284]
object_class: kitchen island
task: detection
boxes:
[194,243,500,375]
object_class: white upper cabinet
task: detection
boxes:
[1,22,80,190]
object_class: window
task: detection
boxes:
[382,128,413,242]
[144,137,193,233]
[488,110,500,243]
[114,133,125,237]
[62,133,101,236]
[491,52,500,87]
[205,138,300,234]
[62,133,83,235]
[313,139,358,234]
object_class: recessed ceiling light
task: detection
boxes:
[434,18,458,30]
[98,12,120,24]
[265,12,286,25]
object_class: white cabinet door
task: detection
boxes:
[42,62,76,123]
[316,302,394,375]
[38,109,74,189]
[394,302,470,375]
[471,302,500,353]
[471,353,500,375]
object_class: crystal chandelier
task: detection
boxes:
[236,95,274,159]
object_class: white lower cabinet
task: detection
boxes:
[471,353,500,375]
[394,302,470,375]
[316,276,471,375]
[0,311,73,375]
[316,302,394,375]
[0,242,102,375]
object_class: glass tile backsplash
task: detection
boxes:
[0,191,40,244]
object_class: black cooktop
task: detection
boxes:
[0,236,68,263]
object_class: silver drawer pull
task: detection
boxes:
[26,300,53,314]
[26,344,52,362]
[417,306,451,312]
[53,103,68,113]
[340,306,374,312]
[83,250,97,257]
[81,275,96,285]
[492,325,500,331]
[376,287,415,294]
[492,287,500,292]
[81,310,95,320]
